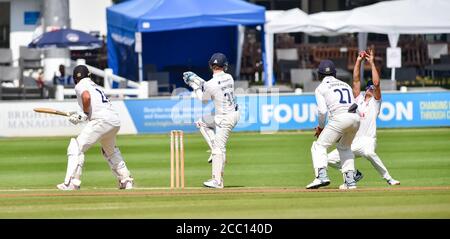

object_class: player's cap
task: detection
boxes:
[366,80,375,90]
[317,59,336,75]
[208,53,228,68]
[73,65,91,82]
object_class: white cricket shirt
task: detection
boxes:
[355,93,381,139]
[202,71,237,115]
[75,78,120,126]
[315,76,355,128]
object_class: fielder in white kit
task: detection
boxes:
[57,65,134,190]
[306,59,360,190]
[183,53,240,189]
[327,49,400,185]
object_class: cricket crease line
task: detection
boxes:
[0,186,449,198]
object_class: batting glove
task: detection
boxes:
[68,112,88,125]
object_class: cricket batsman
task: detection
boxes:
[306,59,360,190]
[327,49,400,185]
[56,65,134,190]
[183,53,240,189]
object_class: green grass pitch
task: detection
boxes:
[0,128,449,218]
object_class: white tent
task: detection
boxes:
[264,0,450,87]
[331,0,450,34]
[266,8,334,35]
[264,8,335,87]
[265,10,284,22]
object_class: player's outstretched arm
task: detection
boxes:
[365,49,381,100]
[352,51,365,98]
[183,71,209,102]
[183,71,205,91]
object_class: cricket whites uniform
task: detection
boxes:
[328,93,396,181]
[196,71,240,188]
[311,76,360,175]
[305,61,361,190]
[60,77,132,189]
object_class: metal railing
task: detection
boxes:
[56,59,148,100]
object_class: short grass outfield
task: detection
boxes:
[0,128,449,218]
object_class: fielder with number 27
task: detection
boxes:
[56,65,134,190]
[306,59,360,190]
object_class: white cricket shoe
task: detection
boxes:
[305,178,330,189]
[56,182,80,191]
[119,177,134,190]
[387,179,400,185]
[203,179,223,189]
[339,184,357,190]
[340,171,357,190]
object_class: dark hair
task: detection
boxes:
[210,65,225,71]
[59,65,65,75]
[318,72,335,81]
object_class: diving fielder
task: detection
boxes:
[306,59,360,190]
[183,53,240,189]
[327,49,400,185]
[57,65,134,190]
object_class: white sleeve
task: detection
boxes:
[193,88,204,101]
[315,88,328,129]
[201,83,211,101]
[192,83,211,103]
[75,81,88,96]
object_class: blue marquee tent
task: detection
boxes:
[106,0,265,87]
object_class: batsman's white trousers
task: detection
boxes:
[197,111,240,183]
[77,119,120,156]
[64,119,130,185]
[311,112,360,176]
[327,136,393,180]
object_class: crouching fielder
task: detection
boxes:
[183,53,240,189]
[57,65,134,190]
[306,59,360,190]
[327,49,400,185]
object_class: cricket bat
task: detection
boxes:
[33,107,70,117]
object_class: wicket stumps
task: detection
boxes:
[170,130,184,189]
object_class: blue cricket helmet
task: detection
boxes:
[317,59,336,75]
[209,52,228,68]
